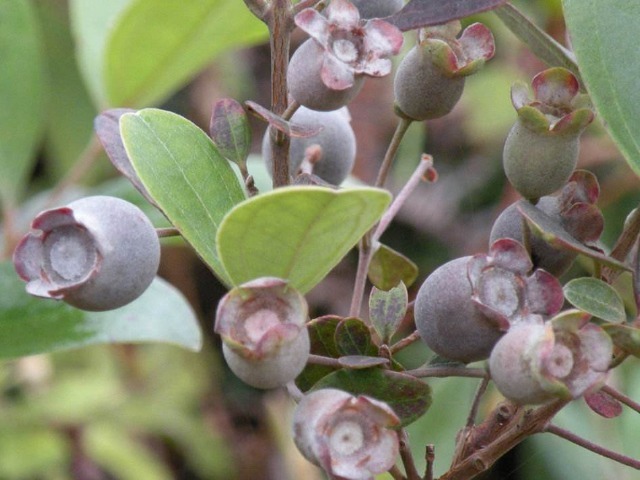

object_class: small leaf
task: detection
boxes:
[386,0,507,32]
[602,323,640,357]
[0,262,202,359]
[210,99,251,167]
[369,282,408,343]
[368,244,419,290]
[94,109,157,206]
[312,368,432,427]
[493,4,581,83]
[104,0,268,107]
[517,201,629,271]
[338,355,389,369]
[564,278,626,323]
[0,0,45,206]
[584,390,622,419]
[295,315,341,391]
[563,0,640,176]
[120,108,247,285]
[217,186,391,293]
[335,318,377,357]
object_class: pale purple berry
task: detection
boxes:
[214,277,310,389]
[13,196,160,312]
[489,313,612,405]
[293,388,400,479]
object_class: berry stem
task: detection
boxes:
[375,117,413,188]
[602,384,640,414]
[545,423,640,470]
[465,376,490,428]
[406,366,487,379]
[389,465,407,480]
[399,429,422,480]
[156,227,181,238]
[424,444,435,480]
[390,330,421,354]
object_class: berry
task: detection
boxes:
[502,68,594,201]
[394,22,494,121]
[214,277,310,389]
[293,388,400,479]
[262,107,356,185]
[13,196,160,311]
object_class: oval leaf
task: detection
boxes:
[0,262,202,359]
[0,0,45,206]
[368,243,418,291]
[369,282,408,343]
[210,99,251,167]
[120,108,246,285]
[386,0,507,31]
[338,355,389,369]
[563,0,640,176]
[584,390,623,419]
[104,0,268,107]
[335,317,377,357]
[602,323,640,357]
[217,186,391,293]
[312,368,432,427]
[564,278,626,323]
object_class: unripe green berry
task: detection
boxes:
[503,120,580,200]
[393,45,465,121]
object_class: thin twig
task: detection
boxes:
[466,376,490,428]
[545,424,640,470]
[424,445,435,480]
[602,384,640,414]
[399,430,421,480]
[389,465,407,480]
[390,330,421,354]
[349,237,372,318]
[374,117,413,188]
[406,366,487,379]
[286,381,304,402]
[156,227,181,238]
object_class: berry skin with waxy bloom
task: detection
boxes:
[490,170,604,276]
[262,107,356,185]
[414,238,564,363]
[214,277,310,389]
[503,67,595,201]
[394,21,495,121]
[13,196,160,312]
[489,311,613,405]
[293,388,400,480]
[288,0,404,111]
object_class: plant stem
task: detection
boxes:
[307,354,342,368]
[266,0,294,188]
[603,206,640,282]
[390,330,421,354]
[424,445,435,480]
[406,366,487,379]
[389,465,407,480]
[602,384,640,414]
[545,424,640,470]
[375,117,413,188]
[466,377,490,427]
[399,430,422,480]
[349,239,372,318]
[156,227,181,238]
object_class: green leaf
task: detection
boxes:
[104,0,268,107]
[218,186,391,293]
[602,323,640,357]
[0,261,202,359]
[35,1,98,181]
[494,4,581,83]
[295,315,341,392]
[369,282,408,343]
[563,278,626,323]
[563,0,640,176]
[120,108,246,284]
[368,243,418,290]
[335,318,377,357]
[0,0,45,206]
[312,368,432,427]
[69,0,131,107]
[338,356,389,369]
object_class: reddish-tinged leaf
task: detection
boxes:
[94,109,157,207]
[209,99,251,166]
[585,390,623,418]
[385,0,507,32]
[311,368,432,426]
[335,317,377,357]
[244,101,321,138]
[369,283,408,343]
